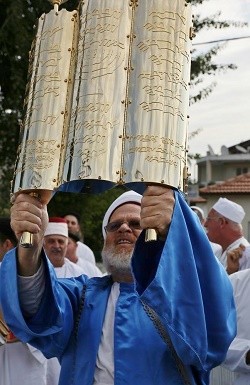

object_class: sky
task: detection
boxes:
[189,0,250,158]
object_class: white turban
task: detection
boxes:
[212,198,245,224]
[190,206,205,220]
[44,217,68,238]
[102,190,142,238]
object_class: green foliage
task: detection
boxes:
[0,109,19,214]
[47,186,126,261]
[190,5,247,104]
[0,0,78,213]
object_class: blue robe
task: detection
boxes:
[0,191,236,385]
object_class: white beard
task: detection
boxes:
[101,245,133,276]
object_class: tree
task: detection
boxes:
[0,0,246,254]
[187,0,246,162]
[47,187,125,261]
[190,1,246,104]
[0,0,78,211]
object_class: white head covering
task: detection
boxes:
[44,217,68,238]
[102,190,142,238]
[190,206,205,220]
[212,198,245,224]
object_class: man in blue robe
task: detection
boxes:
[0,186,236,385]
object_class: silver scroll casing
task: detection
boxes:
[63,0,192,194]
[12,9,79,197]
[63,0,131,192]
[125,0,192,191]
[12,1,192,198]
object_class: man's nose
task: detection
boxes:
[118,222,132,232]
[54,242,62,248]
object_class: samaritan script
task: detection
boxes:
[12,9,78,192]
[13,0,192,195]
[65,0,192,191]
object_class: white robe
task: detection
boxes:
[54,258,87,278]
[74,257,103,277]
[0,341,52,385]
[236,246,250,270]
[0,260,57,385]
[0,259,88,385]
[210,241,222,258]
[210,239,250,385]
[77,241,96,265]
[223,268,250,384]
[218,237,250,269]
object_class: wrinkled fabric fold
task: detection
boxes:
[132,190,236,372]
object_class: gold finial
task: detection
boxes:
[48,0,68,14]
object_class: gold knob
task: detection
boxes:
[47,0,68,14]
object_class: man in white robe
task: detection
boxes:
[204,199,249,385]
[190,206,222,258]
[204,198,249,271]
[43,217,102,278]
[223,267,250,384]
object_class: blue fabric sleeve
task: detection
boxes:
[132,190,236,371]
[0,248,87,358]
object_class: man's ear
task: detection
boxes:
[219,217,227,226]
[4,239,14,251]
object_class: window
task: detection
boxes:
[236,168,248,176]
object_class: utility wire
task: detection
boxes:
[193,35,250,45]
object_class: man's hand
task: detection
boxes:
[10,193,48,276]
[226,244,246,275]
[140,186,175,239]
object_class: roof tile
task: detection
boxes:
[199,173,250,194]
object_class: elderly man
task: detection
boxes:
[44,217,102,278]
[204,198,249,271]
[203,198,249,385]
[190,206,222,258]
[0,186,236,385]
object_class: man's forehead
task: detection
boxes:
[110,203,141,218]
[44,235,68,241]
[64,215,78,223]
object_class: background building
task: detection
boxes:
[188,139,250,240]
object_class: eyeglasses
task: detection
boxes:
[206,216,223,222]
[105,220,142,233]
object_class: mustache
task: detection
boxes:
[49,247,63,253]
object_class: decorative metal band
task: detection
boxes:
[119,0,138,183]
[71,284,87,385]
[141,299,193,385]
